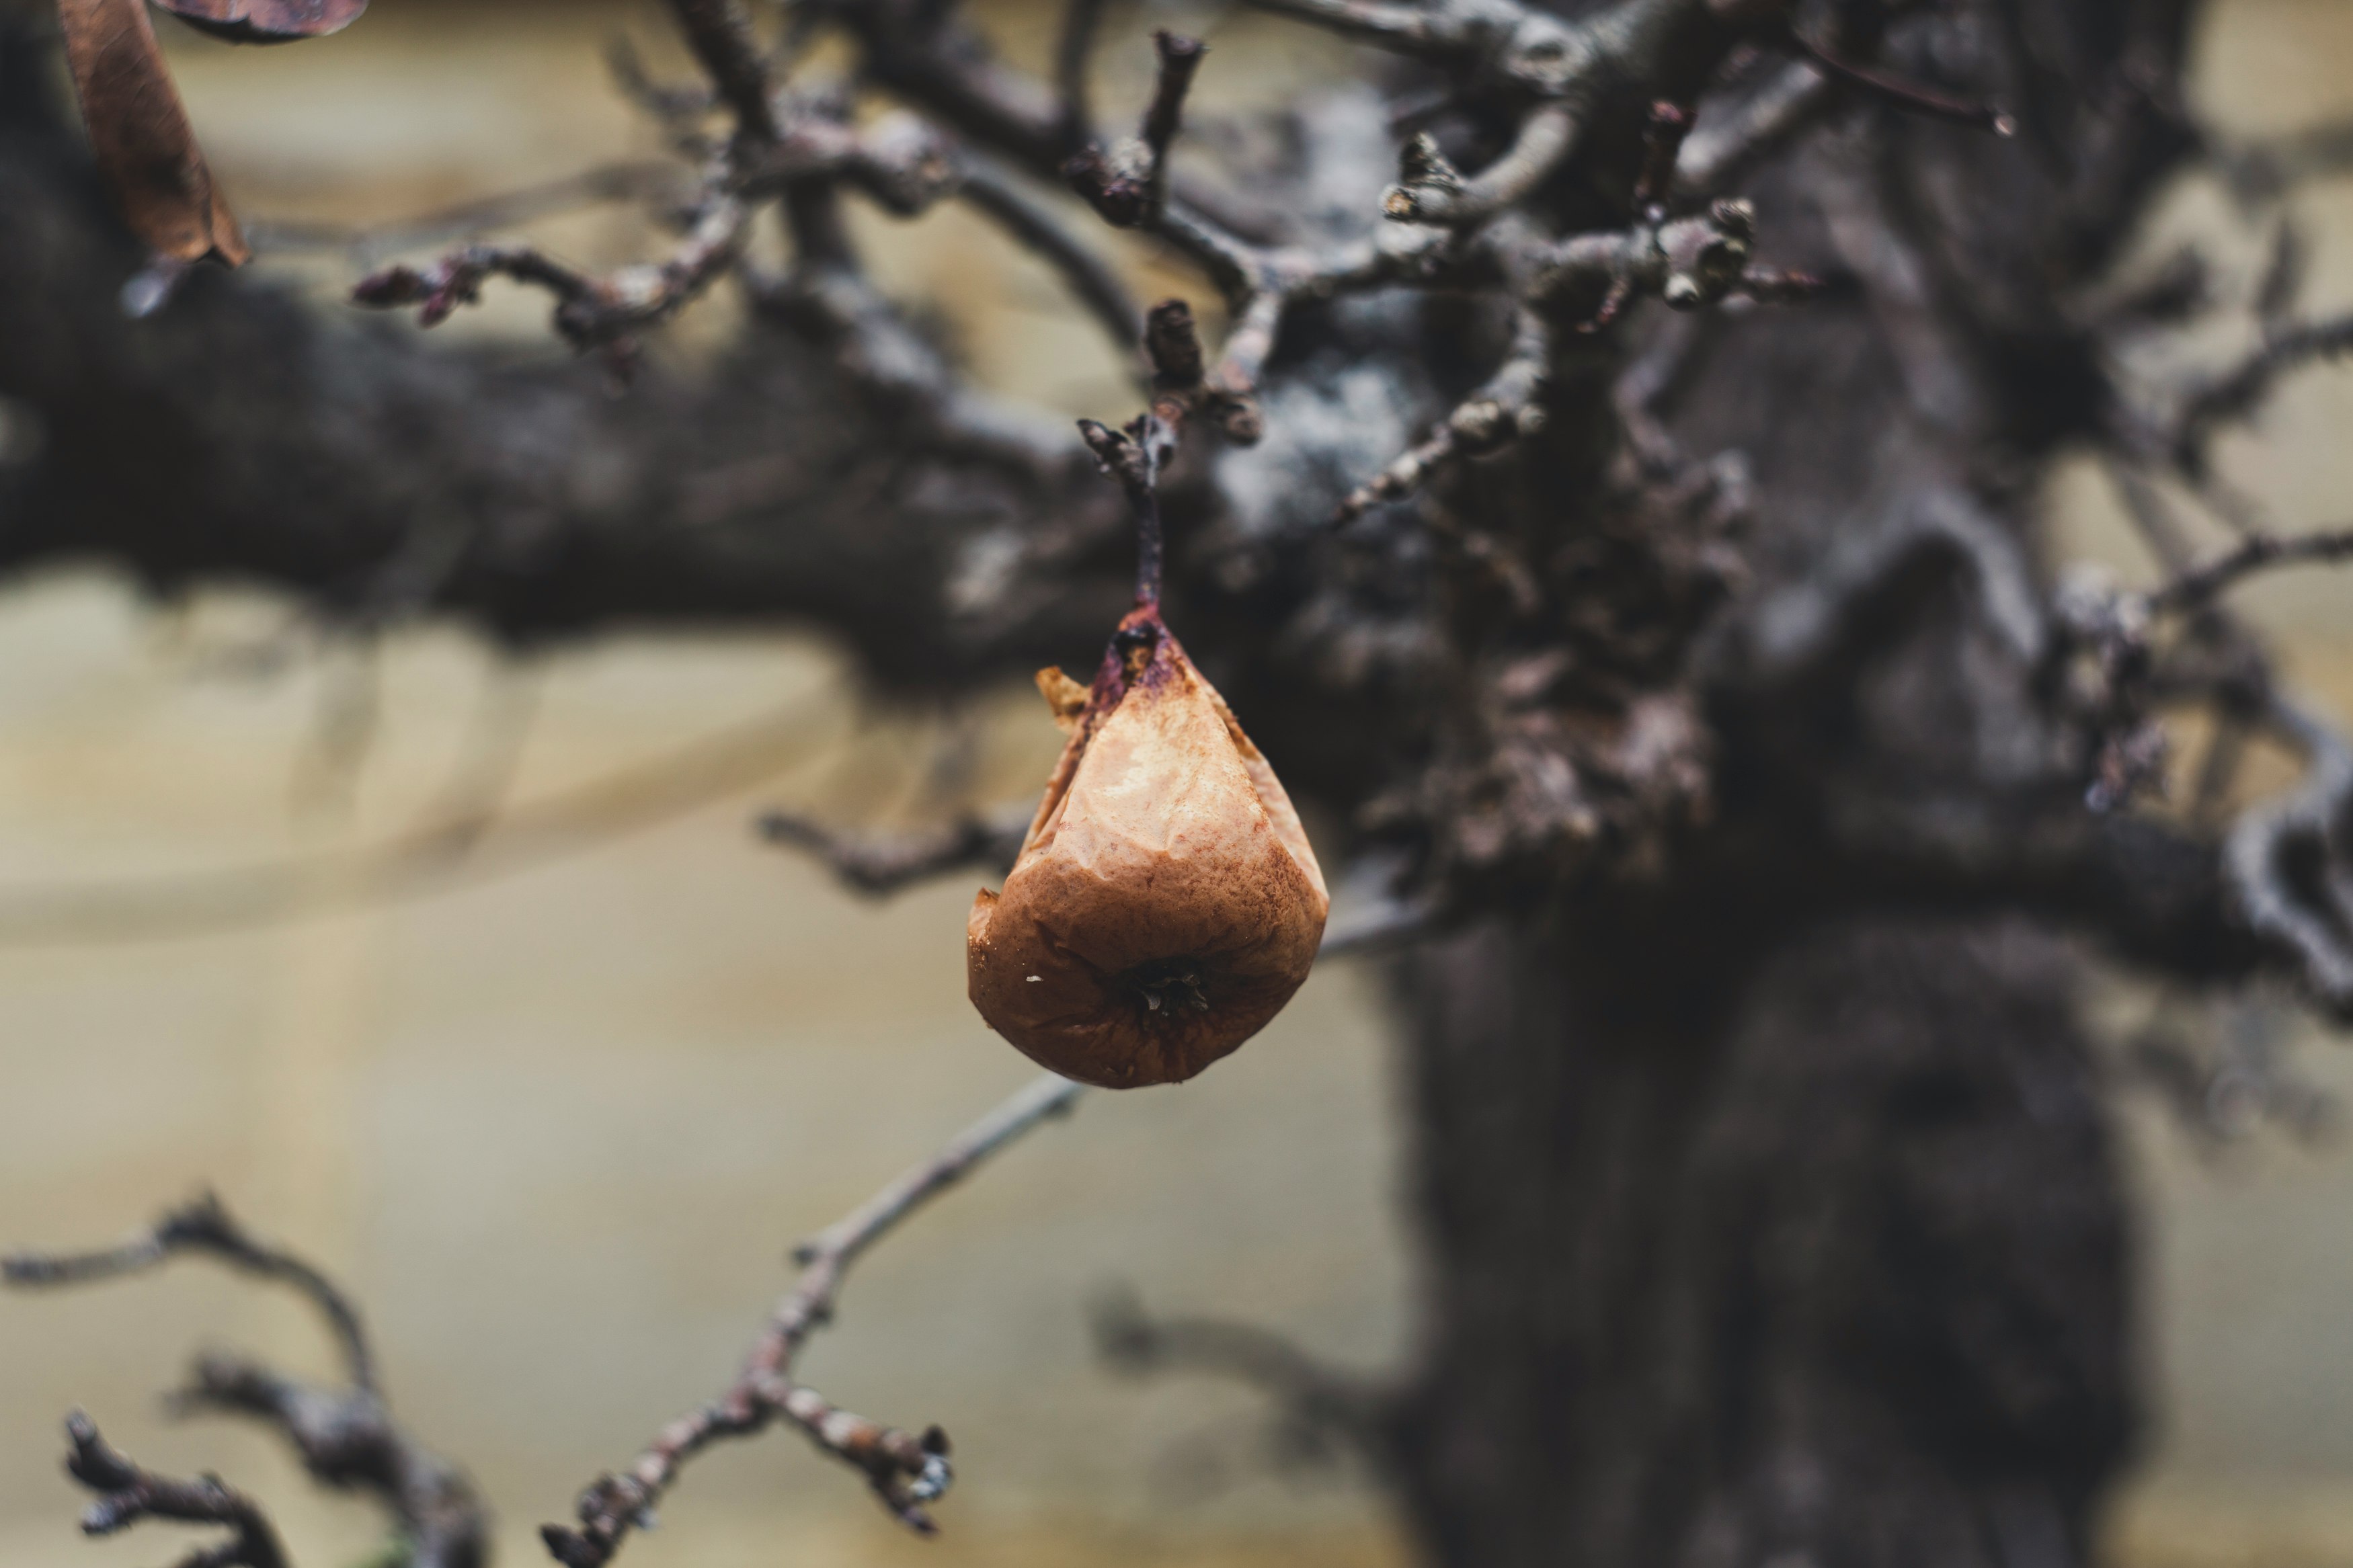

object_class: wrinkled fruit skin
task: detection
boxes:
[968,606,1328,1087]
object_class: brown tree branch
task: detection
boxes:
[1384,103,1581,226]
[63,1412,288,1568]
[758,807,1030,895]
[2171,313,2353,477]
[247,162,689,266]
[1333,306,1552,524]
[663,0,780,139]
[1094,1290,1391,1467]
[541,1071,1085,1568]
[2151,526,2353,613]
[5,1193,376,1392]
[352,196,749,358]
[1784,25,2016,136]
[7,1198,489,1568]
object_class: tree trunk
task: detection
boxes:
[1386,911,2133,1566]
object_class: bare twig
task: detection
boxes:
[352,197,748,358]
[1054,0,1110,153]
[1235,0,1502,63]
[1676,58,1834,193]
[664,0,781,138]
[605,31,718,130]
[9,1199,489,1568]
[2152,527,2353,614]
[171,1356,488,1568]
[1063,32,1207,230]
[2216,116,2353,206]
[6,1193,375,1392]
[246,163,686,266]
[63,1412,288,1568]
[1384,104,1580,226]
[1785,25,2016,136]
[2171,313,2353,477]
[758,806,1030,894]
[1094,1290,1389,1466]
[541,1072,1085,1568]
[747,259,1075,473]
[1332,306,1552,524]
[955,160,1142,354]
[1073,298,1218,601]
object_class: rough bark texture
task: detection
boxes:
[1390,915,2130,1567]
[3,0,2344,1565]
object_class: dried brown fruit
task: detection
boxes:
[55,0,249,265]
[967,605,1328,1088]
[152,0,367,43]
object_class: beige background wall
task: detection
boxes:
[0,4,2349,1566]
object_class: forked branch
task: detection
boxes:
[6,1197,489,1568]
[63,1412,288,1568]
[541,1071,1085,1568]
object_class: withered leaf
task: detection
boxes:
[967,607,1328,1089]
[55,0,249,265]
[151,0,368,44]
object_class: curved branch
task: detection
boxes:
[758,807,1029,895]
[2171,313,2353,476]
[6,1194,375,1392]
[9,1199,489,1568]
[541,1071,1084,1567]
[1384,103,1580,226]
[2227,696,2353,1017]
[1236,0,1509,61]
[2151,526,2353,613]
[1094,1289,1391,1466]
[63,1413,288,1568]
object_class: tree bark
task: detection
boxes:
[1388,911,2133,1567]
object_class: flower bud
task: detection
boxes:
[967,607,1327,1087]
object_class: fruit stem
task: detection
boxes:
[1076,413,1170,610]
[1133,487,1163,608]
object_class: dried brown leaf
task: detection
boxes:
[55,0,249,265]
[152,0,368,44]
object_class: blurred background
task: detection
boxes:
[0,2,2349,1565]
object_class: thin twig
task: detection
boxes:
[758,807,1029,895]
[663,0,781,138]
[1676,58,1835,193]
[2172,313,2353,476]
[10,1200,489,1568]
[247,163,687,266]
[1054,0,1110,153]
[1094,1290,1388,1464]
[2151,527,2353,614]
[542,1072,1085,1568]
[1786,26,2016,136]
[1064,32,1207,229]
[1385,104,1581,226]
[63,1412,288,1568]
[955,161,1143,355]
[6,1193,376,1393]
[1332,307,1552,524]
[352,198,749,358]
[1235,0,1497,62]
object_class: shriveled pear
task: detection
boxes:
[967,606,1327,1087]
